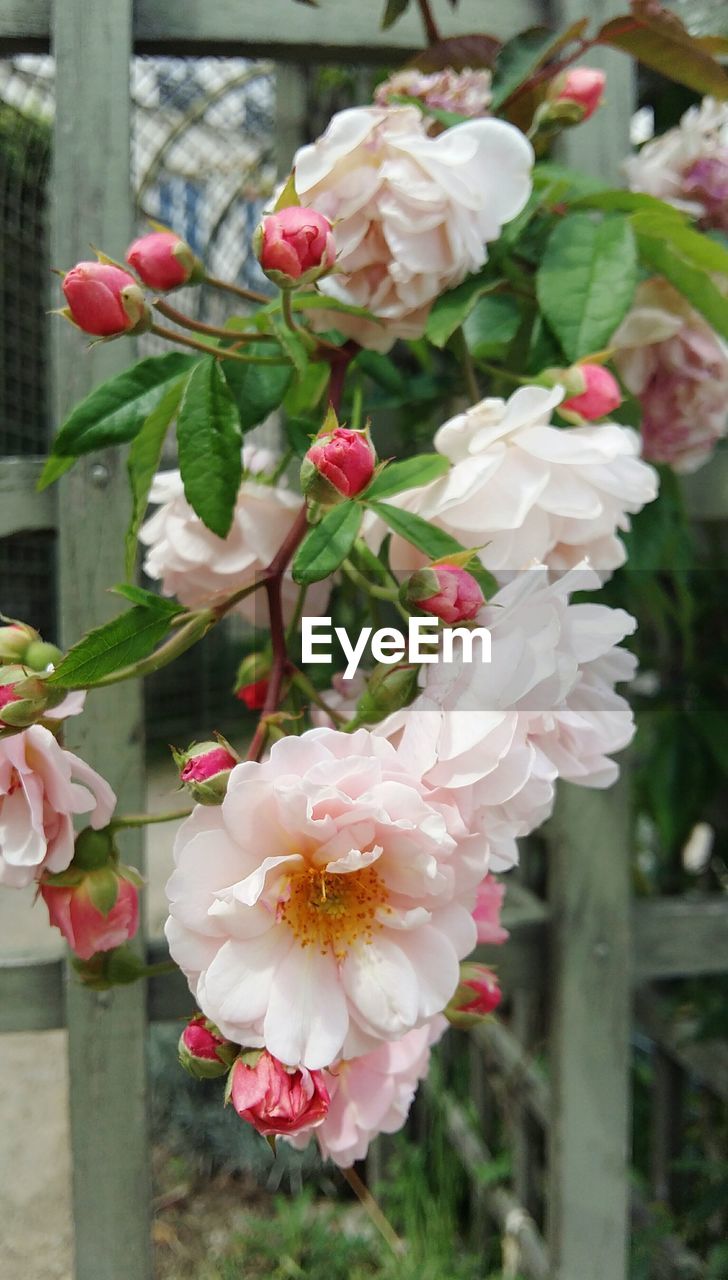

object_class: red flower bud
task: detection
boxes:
[445,963,502,1027]
[302,426,376,502]
[550,68,606,122]
[62,262,150,337]
[228,1049,330,1138]
[406,564,484,624]
[236,678,269,711]
[255,206,336,287]
[41,875,139,961]
[175,740,239,805]
[178,1015,236,1079]
[126,230,200,291]
[560,364,622,421]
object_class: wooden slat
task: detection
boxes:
[547,777,632,1280]
[633,897,728,980]
[1,0,542,56]
[0,953,64,1031]
[52,3,151,1278]
[636,990,728,1103]
[0,457,56,536]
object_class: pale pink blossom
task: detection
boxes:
[41,875,139,960]
[140,457,328,626]
[293,105,533,351]
[165,729,486,1070]
[472,874,509,946]
[379,567,637,868]
[612,278,728,473]
[229,1050,330,1138]
[374,67,492,120]
[288,1017,446,1167]
[375,384,658,574]
[0,725,116,889]
[624,97,728,231]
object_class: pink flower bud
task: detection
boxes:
[179,1015,236,1079]
[228,1050,330,1138]
[236,678,269,711]
[62,262,150,337]
[176,740,239,805]
[0,682,21,717]
[560,364,622,421]
[0,665,60,728]
[302,427,376,501]
[406,563,485,624]
[445,963,502,1027]
[0,622,38,664]
[41,875,139,961]
[256,206,336,287]
[472,874,509,946]
[551,68,606,121]
[126,230,200,291]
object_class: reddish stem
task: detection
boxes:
[416,0,441,47]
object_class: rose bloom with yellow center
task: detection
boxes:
[165,729,486,1069]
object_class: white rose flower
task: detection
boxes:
[624,96,728,231]
[294,105,533,351]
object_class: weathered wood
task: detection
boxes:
[52,3,151,1278]
[633,896,728,980]
[547,777,632,1280]
[0,953,64,1032]
[474,1018,550,1128]
[0,0,542,57]
[636,990,728,1104]
[0,457,56,536]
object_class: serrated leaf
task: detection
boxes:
[220,341,293,432]
[110,584,184,615]
[464,294,522,359]
[635,233,728,341]
[45,605,176,689]
[368,502,472,561]
[38,353,196,488]
[177,358,243,538]
[598,7,728,100]
[292,502,363,585]
[426,273,504,348]
[124,376,186,578]
[537,213,638,361]
[632,211,728,279]
[364,454,450,501]
[86,868,120,917]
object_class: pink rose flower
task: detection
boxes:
[624,97,728,232]
[126,230,199,291]
[256,206,336,286]
[165,728,485,1070]
[62,261,149,337]
[293,105,533,351]
[472,874,509,946]
[229,1050,330,1137]
[0,725,116,889]
[41,875,138,961]
[374,67,492,120]
[288,1017,446,1167]
[612,278,728,473]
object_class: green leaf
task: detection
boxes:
[381,0,410,29]
[426,273,504,348]
[37,454,75,489]
[292,502,363,585]
[354,350,407,395]
[598,9,728,100]
[86,868,120,917]
[464,294,522,359]
[38,353,196,487]
[271,315,309,378]
[45,604,176,689]
[635,229,728,341]
[364,454,450,501]
[632,211,728,279]
[491,21,588,109]
[537,213,638,361]
[291,293,383,322]
[124,377,186,579]
[283,360,330,417]
[220,341,293,432]
[177,358,243,538]
[572,190,688,220]
[367,502,471,561]
[110,584,184,615]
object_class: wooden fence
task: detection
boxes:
[0,3,727,1279]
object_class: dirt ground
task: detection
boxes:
[0,766,184,1280]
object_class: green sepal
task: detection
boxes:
[85,867,120,917]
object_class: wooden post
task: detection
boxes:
[52,3,151,1278]
[547,775,632,1280]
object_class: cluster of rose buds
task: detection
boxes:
[60,205,336,338]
